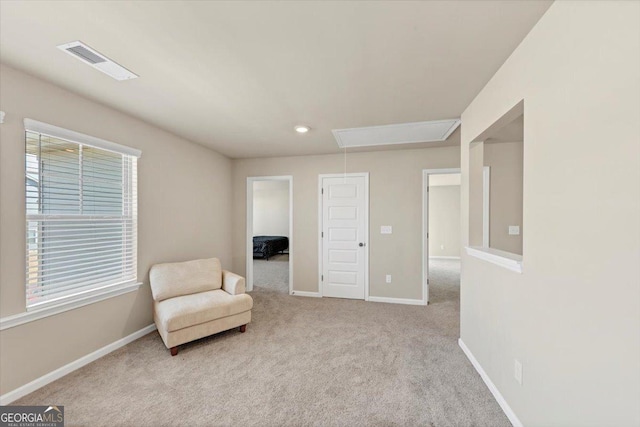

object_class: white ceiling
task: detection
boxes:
[0,1,551,159]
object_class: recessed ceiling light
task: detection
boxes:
[294,125,310,134]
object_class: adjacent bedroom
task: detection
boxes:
[251,179,291,294]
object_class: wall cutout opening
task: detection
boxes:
[469,100,524,265]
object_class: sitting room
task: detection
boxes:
[0,1,638,426]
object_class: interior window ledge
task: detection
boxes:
[465,246,523,273]
[0,281,142,331]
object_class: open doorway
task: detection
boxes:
[423,169,461,305]
[246,176,293,294]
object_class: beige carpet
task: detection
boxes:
[253,254,289,293]
[14,259,510,426]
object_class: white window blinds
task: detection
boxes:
[24,119,140,309]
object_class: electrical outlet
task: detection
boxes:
[514,359,523,385]
[508,225,520,235]
[440,244,445,250]
[385,274,392,284]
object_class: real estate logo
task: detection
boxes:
[0,405,64,427]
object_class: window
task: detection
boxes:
[24,119,140,309]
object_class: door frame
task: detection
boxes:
[482,166,491,248]
[422,168,461,305]
[318,172,370,300]
[246,175,294,294]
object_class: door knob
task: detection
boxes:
[359,242,365,247]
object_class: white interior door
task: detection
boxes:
[320,174,367,300]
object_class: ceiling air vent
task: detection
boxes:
[65,45,106,64]
[332,119,460,148]
[57,41,138,81]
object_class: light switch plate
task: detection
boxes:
[381,226,392,234]
[508,225,520,235]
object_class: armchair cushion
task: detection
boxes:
[155,289,253,333]
[150,258,222,302]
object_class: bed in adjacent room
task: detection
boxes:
[253,236,288,260]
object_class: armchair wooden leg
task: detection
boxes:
[170,346,179,356]
[239,324,247,333]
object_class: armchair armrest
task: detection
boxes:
[222,270,246,295]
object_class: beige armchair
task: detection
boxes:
[149,258,252,356]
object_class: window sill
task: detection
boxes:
[465,246,523,273]
[0,281,142,331]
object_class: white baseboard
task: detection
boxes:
[458,338,523,427]
[368,296,425,306]
[429,256,461,260]
[0,324,156,405]
[290,291,321,298]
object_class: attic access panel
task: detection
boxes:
[332,119,460,148]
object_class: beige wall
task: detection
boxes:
[428,184,461,258]
[232,146,460,299]
[0,64,233,395]
[253,180,290,238]
[485,140,523,255]
[460,2,640,426]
